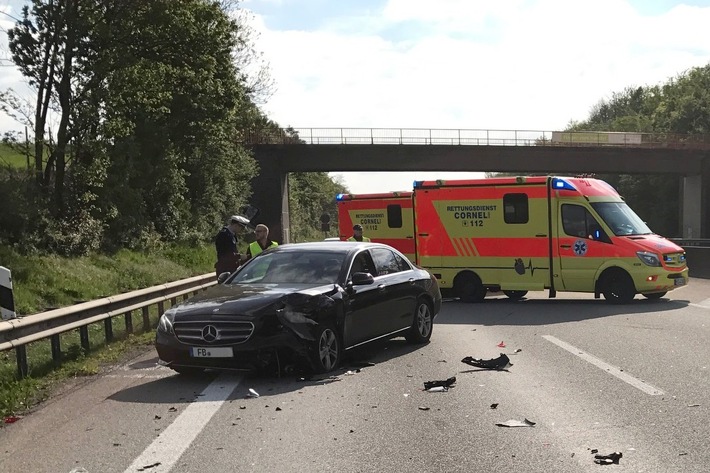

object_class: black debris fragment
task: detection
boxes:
[153,415,161,420]
[490,403,499,409]
[590,449,598,454]
[275,407,282,411]
[168,407,177,412]
[495,418,536,427]
[418,406,430,411]
[594,452,622,465]
[137,462,161,472]
[423,376,456,390]
[461,353,513,370]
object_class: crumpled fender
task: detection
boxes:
[276,287,341,341]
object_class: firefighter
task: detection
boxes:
[347,224,371,242]
[246,224,278,260]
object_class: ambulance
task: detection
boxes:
[336,191,415,261]
[413,176,689,303]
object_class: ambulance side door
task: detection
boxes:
[556,203,610,291]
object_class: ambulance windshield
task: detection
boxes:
[591,202,652,236]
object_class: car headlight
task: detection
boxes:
[157,309,177,334]
[637,251,661,267]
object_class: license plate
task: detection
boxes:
[190,347,233,358]
[674,278,687,286]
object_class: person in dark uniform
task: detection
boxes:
[214,215,248,277]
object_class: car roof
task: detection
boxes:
[269,241,393,254]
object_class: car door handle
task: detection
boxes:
[560,244,571,249]
[377,284,386,291]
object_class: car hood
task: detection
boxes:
[621,234,685,254]
[171,283,338,318]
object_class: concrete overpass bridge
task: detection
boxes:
[246,128,710,244]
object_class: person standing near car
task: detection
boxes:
[214,215,246,276]
[347,224,371,242]
[246,224,278,260]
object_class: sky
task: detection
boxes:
[3,0,710,193]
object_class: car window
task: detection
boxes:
[371,248,405,275]
[349,251,376,277]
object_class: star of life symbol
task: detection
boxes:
[573,239,588,256]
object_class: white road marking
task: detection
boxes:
[690,297,710,309]
[542,335,664,396]
[124,374,242,472]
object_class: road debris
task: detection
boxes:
[490,403,499,409]
[495,418,536,427]
[497,341,506,348]
[426,386,448,392]
[3,415,21,424]
[247,388,260,398]
[594,451,622,465]
[461,353,513,370]
[418,406,430,411]
[423,376,456,390]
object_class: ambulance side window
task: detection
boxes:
[504,193,529,224]
[561,204,606,241]
[387,205,403,228]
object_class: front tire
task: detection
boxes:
[601,269,636,304]
[310,323,341,373]
[405,298,433,344]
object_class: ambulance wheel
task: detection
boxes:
[504,290,527,300]
[454,272,486,303]
[601,269,636,304]
[643,291,667,300]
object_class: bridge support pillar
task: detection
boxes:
[682,175,702,238]
[249,168,291,244]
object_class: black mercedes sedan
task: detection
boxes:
[155,242,441,374]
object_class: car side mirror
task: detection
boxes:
[351,272,374,285]
[217,272,231,284]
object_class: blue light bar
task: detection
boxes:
[413,180,423,188]
[551,178,576,191]
[336,193,346,201]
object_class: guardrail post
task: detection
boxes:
[1,266,16,320]
[51,334,61,364]
[104,317,113,342]
[124,310,133,334]
[170,297,177,307]
[80,326,90,352]
[158,301,165,316]
[16,345,28,379]
[142,306,151,332]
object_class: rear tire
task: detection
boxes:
[643,291,667,300]
[453,272,486,303]
[310,323,341,373]
[405,298,433,344]
[504,290,528,300]
[601,270,636,304]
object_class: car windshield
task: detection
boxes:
[230,251,346,285]
[591,202,652,236]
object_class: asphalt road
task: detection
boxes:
[1,280,709,473]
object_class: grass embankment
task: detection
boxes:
[0,142,29,169]
[0,243,215,418]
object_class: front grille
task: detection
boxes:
[173,320,254,346]
[663,252,687,268]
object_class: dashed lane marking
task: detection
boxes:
[542,335,664,396]
[124,373,242,472]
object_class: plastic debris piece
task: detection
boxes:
[275,407,282,411]
[461,353,513,370]
[590,449,598,454]
[247,388,260,398]
[3,415,21,424]
[687,404,700,407]
[495,418,536,427]
[490,403,499,409]
[344,370,356,376]
[154,415,161,420]
[137,462,161,472]
[418,406,430,411]
[594,452,622,465]
[497,341,506,348]
[423,376,456,390]
[426,386,448,393]
[514,348,522,353]
[168,407,177,412]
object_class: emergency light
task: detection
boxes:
[551,178,576,191]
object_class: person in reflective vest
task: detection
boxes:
[347,224,371,242]
[246,224,278,260]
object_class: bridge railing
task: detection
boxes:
[245,128,710,148]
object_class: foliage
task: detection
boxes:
[288,172,348,242]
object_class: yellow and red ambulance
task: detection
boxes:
[336,191,415,261]
[413,176,688,303]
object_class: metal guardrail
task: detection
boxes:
[245,128,710,149]
[0,273,217,378]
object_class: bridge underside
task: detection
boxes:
[248,144,710,242]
